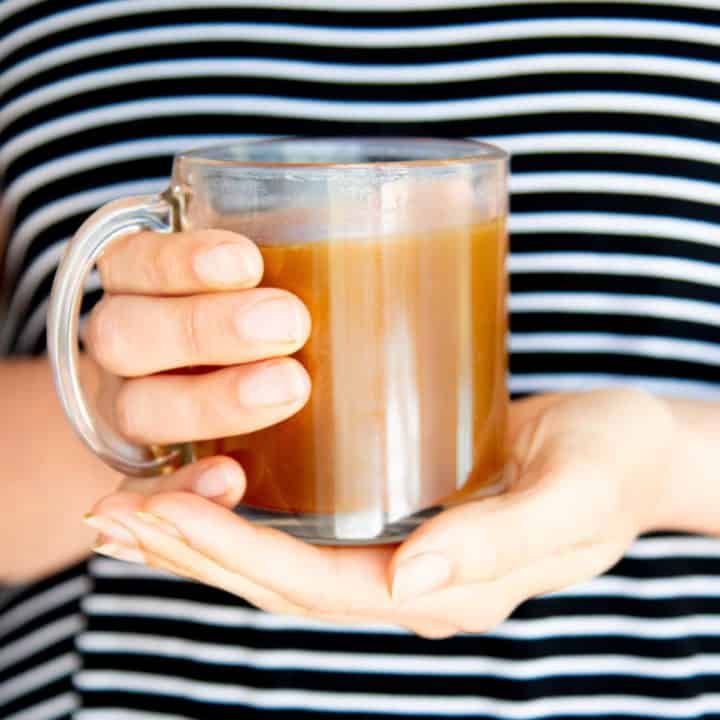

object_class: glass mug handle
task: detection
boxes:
[47,193,184,477]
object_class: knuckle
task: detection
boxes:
[97,234,142,291]
[151,235,181,290]
[184,298,207,361]
[193,371,234,435]
[85,296,125,374]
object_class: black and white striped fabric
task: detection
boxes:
[2,1,720,718]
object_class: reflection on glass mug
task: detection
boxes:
[48,137,509,545]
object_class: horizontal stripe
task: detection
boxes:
[4,0,720,26]
[75,632,720,680]
[509,253,720,286]
[0,576,89,641]
[509,293,720,325]
[7,20,720,106]
[4,92,720,171]
[0,616,84,673]
[88,575,720,608]
[90,558,182,580]
[510,333,720,365]
[554,576,720,600]
[7,54,720,130]
[84,596,720,639]
[4,693,80,720]
[72,670,720,715]
[510,172,720,206]
[509,373,720,399]
[0,655,79,707]
[499,615,720,640]
[5,17,720,70]
[84,595,399,634]
[490,131,720,163]
[513,353,720,384]
[627,537,720,559]
[509,212,720,246]
[78,614,720,658]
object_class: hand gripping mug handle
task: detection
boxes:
[47,193,187,477]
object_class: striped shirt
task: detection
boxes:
[2,1,720,718]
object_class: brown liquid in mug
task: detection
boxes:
[193,219,508,517]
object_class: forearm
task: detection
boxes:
[0,357,120,584]
[654,397,720,536]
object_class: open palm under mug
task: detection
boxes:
[48,137,509,544]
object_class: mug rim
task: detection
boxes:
[177,136,508,169]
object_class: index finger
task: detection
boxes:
[98,229,264,295]
[137,492,396,618]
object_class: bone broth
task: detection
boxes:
[193,218,508,521]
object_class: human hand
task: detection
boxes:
[83,226,311,448]
[86,389,677,638]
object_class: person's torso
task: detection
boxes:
[2,2,720,718]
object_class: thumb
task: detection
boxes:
[389,458,608,604]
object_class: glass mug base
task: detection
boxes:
[233,473,509,545]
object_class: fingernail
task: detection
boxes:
[93,542,145,564]
[84,513,138,547]
[134,511,185,539]
[193,243,259,286]
[392,553,452,603]
[193,464,236,497]
[238,361,309,408]
[240,298,304,343]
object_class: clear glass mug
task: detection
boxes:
[48,137,509,545]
